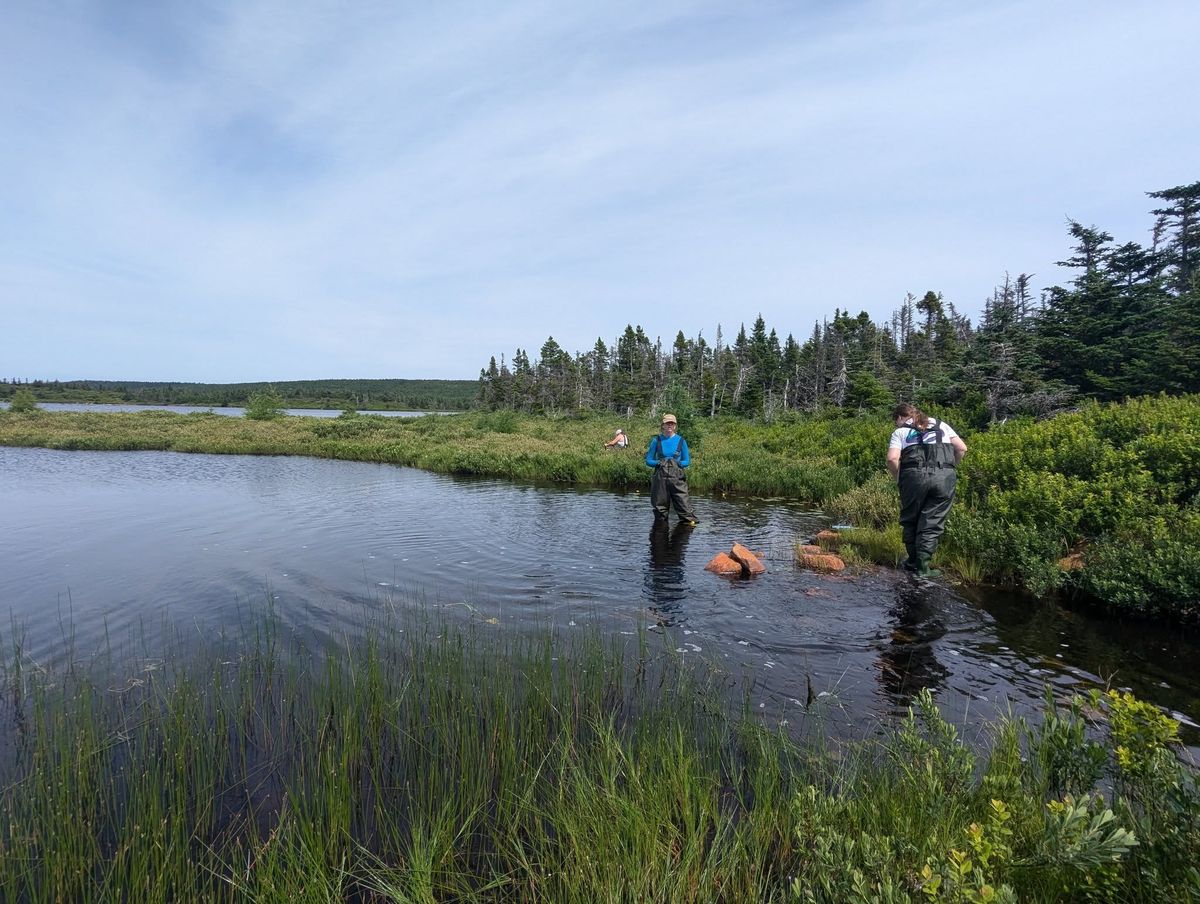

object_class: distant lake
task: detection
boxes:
[3,445,1198,745]
[0,401,450,417]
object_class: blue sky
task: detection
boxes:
[2,0,1197,382]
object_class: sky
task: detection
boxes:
[2,1,1198,382]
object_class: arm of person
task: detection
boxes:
[678,438,690,468]
[645,439,659,468]
[886,448,901,481]
[951,436,968,466]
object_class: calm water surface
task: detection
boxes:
[2,447,1197,741]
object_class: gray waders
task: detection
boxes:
[652,457,697,522]
[898,419,957,574]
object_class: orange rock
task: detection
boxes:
[798,544,822,555]
[731,543,766,575]
[798,553,845,574]
[704,552,744,575]
[1058,552,1084,572]
[814,530,841,549]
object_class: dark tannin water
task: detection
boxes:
[2,447,1197,742]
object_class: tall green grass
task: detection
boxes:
[0,616,1196,902]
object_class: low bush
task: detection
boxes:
[7,388,38,413]
[244,386,285,420]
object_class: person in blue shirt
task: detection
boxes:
[645,413,698,525]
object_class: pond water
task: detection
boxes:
[2,446,1198,742]
[0,402,445,417]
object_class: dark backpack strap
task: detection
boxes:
[910,419,945,444]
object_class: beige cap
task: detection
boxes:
[661,413,677,425]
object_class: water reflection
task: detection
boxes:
[876,578,949,703]
[643,520,694,626]
[3,446,1198,744]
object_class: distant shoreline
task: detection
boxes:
[0,377,478,412]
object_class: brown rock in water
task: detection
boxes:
[798,553,845,574]
[814,530,841,549]
[731,543,766,575]
[799,544,822,555]
[705,552,744,575]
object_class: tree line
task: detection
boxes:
[478,182,1199,425]
[0,378,478,411]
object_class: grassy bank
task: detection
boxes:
[0,619,1195,902]
[2,397,1199,618]
[0,407,876,498]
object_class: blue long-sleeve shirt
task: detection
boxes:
[645,433,690,468]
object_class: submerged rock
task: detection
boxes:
[814,529,841,549]
[798,544,822,555]
[798,553,845,574]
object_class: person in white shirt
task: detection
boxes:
[604,428,629,449]
[885,403,968,577]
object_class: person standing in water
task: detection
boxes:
[646,413,698,525]
[885,403,967,577]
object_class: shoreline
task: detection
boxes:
[3,399,1198,624]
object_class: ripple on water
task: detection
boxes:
[2,446,1199,744]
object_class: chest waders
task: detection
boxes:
[652,436,697,523]
[897,419,957,575]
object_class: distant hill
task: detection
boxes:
[2,378,478,411]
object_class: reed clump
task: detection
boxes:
[0,617,1196,902]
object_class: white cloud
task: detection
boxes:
[1,0,1197,380]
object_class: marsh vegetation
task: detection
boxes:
[1,617,1196,902]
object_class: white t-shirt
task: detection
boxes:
[613,432,628,448]
[888,418,960,451]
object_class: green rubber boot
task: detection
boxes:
[914,555,942,578]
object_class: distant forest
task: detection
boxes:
[0,379,477,411]
[478,182,1199,426]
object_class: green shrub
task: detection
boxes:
[1026,688,1108,798]
[474,409,519,434]
[8,388,38,412]
[244,386,285,420]
[941,509,1065,595]
[1077,512,1200,618]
